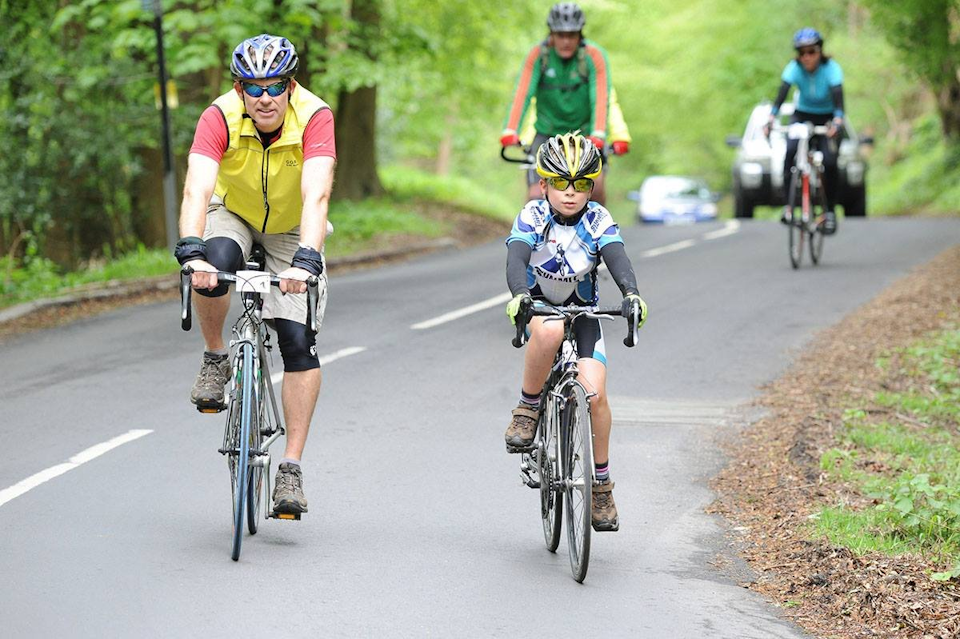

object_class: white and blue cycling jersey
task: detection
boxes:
[506,199,623,305]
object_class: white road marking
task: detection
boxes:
[411,220,742,330]
[411,292,513,330]
[0,429,153,509]
[701,219,741,240]
[270,346,367,386]
[640,239,697,258]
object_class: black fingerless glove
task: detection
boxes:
[174,236,207,266]
[291,245,324,277]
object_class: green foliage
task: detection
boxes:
[815,328,960,577]
[325,196,443,258]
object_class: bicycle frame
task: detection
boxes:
[784,121,830,229]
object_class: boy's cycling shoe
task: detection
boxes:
[505,404,538,453]
[190,352,231,409]
[592,480,619,532]
[822,210,837,235]
[273,463,308,514]
[779,207,792,225]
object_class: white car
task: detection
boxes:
[631,176,719,224]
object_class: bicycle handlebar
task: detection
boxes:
[511,301,640,349]
[500,146,535,165]
[179,266,319,334]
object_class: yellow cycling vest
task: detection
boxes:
[212,85,330,234]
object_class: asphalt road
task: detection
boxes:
[1,217,958,638]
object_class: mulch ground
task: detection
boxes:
[0,206,508,343]
[710,245,960,638]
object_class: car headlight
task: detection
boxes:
[846,161,865,186]
[740,162,764,189]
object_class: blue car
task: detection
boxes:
[632,176,718,224]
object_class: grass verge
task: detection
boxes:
[815,328,960,578]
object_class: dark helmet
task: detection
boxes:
[547,2,585,32]
[793,27,823,49]
[536,133,602,180]
[230,34,299,80]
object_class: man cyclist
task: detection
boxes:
[500,2,625,206]
[766,27,846,235]
[503,133,647,532]
[175,34,335,517]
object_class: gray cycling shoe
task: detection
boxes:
[190,352,231,409]
[822,210,838,235]
[592,481,620,532]
[273,463,308,514]
[505,404,539,453]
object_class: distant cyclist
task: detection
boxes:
[175,34,336,517]
[766,27,845,234]
[504,133,647,532]
[500,2,625,205]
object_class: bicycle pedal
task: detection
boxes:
[269,510,301,521]
[195,401,226,414]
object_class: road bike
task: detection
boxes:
[179,246,319,561]
[777,121,833,269]
[512,300,639,582]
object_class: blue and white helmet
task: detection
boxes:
[230,34,299,80]
[792,27,823,49]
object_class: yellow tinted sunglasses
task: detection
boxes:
[546,177,595,192]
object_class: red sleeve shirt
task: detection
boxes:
[189,105,337,162]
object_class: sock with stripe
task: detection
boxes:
[595,461,610,483]
[519,389,540,409]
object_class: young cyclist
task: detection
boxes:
[765,27,846,234]
[503,133,647,532]
[175,34,336,517]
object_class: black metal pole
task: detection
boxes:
[148,0,179,249]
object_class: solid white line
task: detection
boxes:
[270,346,367,386]
[0,429,153,509]
[640,238,697,258]
[702,219,741,240]
[411,292,513,330]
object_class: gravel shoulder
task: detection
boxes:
[710,245,960,638]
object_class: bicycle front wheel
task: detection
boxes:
[562,383,593,583]
[247,365,267,535]
[231,344,255,561]
[786,173,804,269]
[809,175,827,265]
[538,407,562,552]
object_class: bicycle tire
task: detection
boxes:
[247,358,270,535]
[538,407,562,552]
[562,383,593,583]
[809,172,827,265]
[787,173,804,269]
[231,344,254,561]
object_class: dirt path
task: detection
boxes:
[710,246,960,638]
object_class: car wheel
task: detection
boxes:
[734,190,754,218]
[844,187,866,217]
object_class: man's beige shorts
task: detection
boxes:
[203,200,328,328]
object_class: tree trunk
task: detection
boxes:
[331,0,384,200]
[332,86,384,199]
[935,73,960,139]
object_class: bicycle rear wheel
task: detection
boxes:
[231,344,254,561]
[786,173,804,269]
[537,407,562,552]
[562,383,593,583]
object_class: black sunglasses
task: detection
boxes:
[239,79,290,98]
